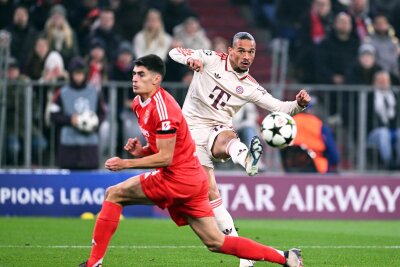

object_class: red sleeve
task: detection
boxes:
[152,98,180,139]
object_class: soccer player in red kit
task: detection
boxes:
[79,54,303,267]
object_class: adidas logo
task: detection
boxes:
[214,73,221,79]
[222,228,233,235]
[237,148,247,156]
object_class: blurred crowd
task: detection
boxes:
[251,0,400,85]
[251,0,400,170]
[1,0,215,84]
[2,0,399,170]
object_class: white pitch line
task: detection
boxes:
[0,245,399,249]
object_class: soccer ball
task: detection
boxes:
[261,112,297,148]
[76,110,99,133]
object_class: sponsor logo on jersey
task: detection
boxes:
[257,86,267,95]
[162,121,171,130]
[236,86,244,94]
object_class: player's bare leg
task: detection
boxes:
[205,166,254,267]
[213,131,263,176]
[187,216,303,267]
[80,175,153,267]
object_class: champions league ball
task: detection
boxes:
[261,112,297,148]
[76,111,99,133]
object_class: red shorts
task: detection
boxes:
[140,170,214,226]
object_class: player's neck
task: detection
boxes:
[139,87,159,102]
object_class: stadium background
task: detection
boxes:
[0,0,399,266]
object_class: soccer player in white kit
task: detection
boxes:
[169,32,310,267]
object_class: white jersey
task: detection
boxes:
[169,48,304,128]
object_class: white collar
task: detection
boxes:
[139,96,151,107]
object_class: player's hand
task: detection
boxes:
[105,156,126,171]
[296,89,311,108]
[124,138,143,157]
[186,58,203,73]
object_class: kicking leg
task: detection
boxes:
[212,130,263,176]
[83,175,153,267]
[187,216,303,266]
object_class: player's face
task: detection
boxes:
[132,66,160,100]
[228,39,256,73]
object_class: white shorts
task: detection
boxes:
[189,125,236,168]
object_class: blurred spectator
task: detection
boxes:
[292,97,340,173]
[86,38,108,91]
[109,42,144,154]
[345,43,382,84]
[163,0,198,34]
[40,49,69,130]
[391,2,400,39]
[89,8,123,62]
[316,12,359,84]
[6,6,38,68]
[367,71,400,169]
[40,49,68,84]
[50,57,106,169]
[43,4,80,66]
[173,17,211,50]
[212,36,229,53]
[133,9,172,61]
[347,0,373,41]
[275,0,311,40]
[23,36,51,80]
[109,42,134,82]
[4,58,47,166]
[114,0,148,41]
[29,0,60,30]
[295,0,335,83]
[251,0,277,30]
[0,0,13,29]
[365,13,400,81]
[66,0,101,53]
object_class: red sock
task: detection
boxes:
[220,235,286,264]
[87,201,122,267]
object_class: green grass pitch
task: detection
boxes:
[0,217,399,266]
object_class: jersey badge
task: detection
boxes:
[236,86,244,94]
[214,73,221,79]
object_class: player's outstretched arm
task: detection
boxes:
[253,87,311,116]
[169,47,205,71]
[295,89,311,108]
[105,136,176,171]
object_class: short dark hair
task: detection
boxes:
[231,32,255,46]
[134,54,166,78]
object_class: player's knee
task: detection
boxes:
[105,185,123,202]
[203,239,223,253]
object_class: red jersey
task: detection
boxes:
[132,87,204,184]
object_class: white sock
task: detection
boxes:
[226,139,248,169]
[210,198,238,236]
[211,198,255,267]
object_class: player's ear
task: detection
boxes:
[152,73,162,85]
